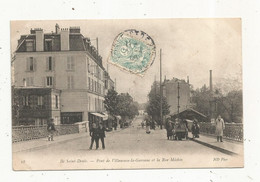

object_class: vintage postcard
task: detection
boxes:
[11,19,243,170]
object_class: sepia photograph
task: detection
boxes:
[11,19,243,170]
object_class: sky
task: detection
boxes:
[11,19,242,103]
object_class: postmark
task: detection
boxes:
[108,29,156,76]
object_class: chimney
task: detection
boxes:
[187,76,189,84]
[209,70,213,92]
[60,28,69,51]
[69,26,80,33]
[55,23,60,34]
[35,28,44,51]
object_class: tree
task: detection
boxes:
[104,89,119,116]
[215,89,243,123]
[191,85,211,117]
[117,93,138,120]
[191,77,243,123]
[145,81,170,124]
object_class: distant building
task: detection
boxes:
[163,77,191,115]
[12,24,111,125]
[104,70,115,94]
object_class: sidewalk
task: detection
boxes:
[13,132,89,153]
[13,127,124,153]
[188,132,243,156]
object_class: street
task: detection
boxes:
[13,116,241,170]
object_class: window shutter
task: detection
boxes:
[42,77,46,87]
[26,57,29,71]
[71,56,75,70]
[52,57,55,71]
[31,77,34,86]
[46,57,49,71]
[71,76,74,89]
[67,76,70,89]
[33,57,37,71]
[53,77,56,88]
[67,57,70,70]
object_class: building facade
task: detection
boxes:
[163,77,191,115]
[13,24,108,125]
[12,87,61,126]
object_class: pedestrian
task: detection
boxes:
[141,120,145,128]
[47,118,56,141]
[151,120,155,130]
[191,119,200,138]
[215,115,225,142]
[145,119,151,134]
[89,123,99,150]
[97,123,106,149]
[166,118,173,140]
[113,118,117,130]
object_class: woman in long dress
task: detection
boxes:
[166,118,173,140]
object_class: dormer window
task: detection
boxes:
[45,39,52,51]
[26,39,34,52]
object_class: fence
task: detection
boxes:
[199,122,243,142]
[12,124,79,143]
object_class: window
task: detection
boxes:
[55,95,59,108]
[47,57,53,71]
[25,77,34,86]
[46,76,53,86]
[67,75,74,89]
[88,96,91,110]
[45,39,52,51]
[67,56,75,71]
[26,40,34,51]
[87,57,90,73]
[37,96,43,106]
[22,96,29,106]
[88,77,91,90]
[105,80,108,89]
[26,57,35,71]
[92,79,94,91]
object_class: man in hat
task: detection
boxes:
[97,123,106,149]
[89,122,99,150]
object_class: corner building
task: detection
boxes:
[13,24,106,125]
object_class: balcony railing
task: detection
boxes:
[199,122,243,142]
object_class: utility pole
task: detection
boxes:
[160,49,163,129]
[177,81,180,119]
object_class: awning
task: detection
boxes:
[90,112,106,118]
[101,112,109,120]
[116,115,121,120]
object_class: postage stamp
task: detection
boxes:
[108,29,156,76]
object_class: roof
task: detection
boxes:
[15,27,104,70]
[170,108,207,118]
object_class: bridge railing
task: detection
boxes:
[12,124,79,143]
[199,122,243,142]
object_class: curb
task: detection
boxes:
[189,137,238,156]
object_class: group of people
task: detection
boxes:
[164,115,225,142]
[165,118,191,140]
[89,122,107,150]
